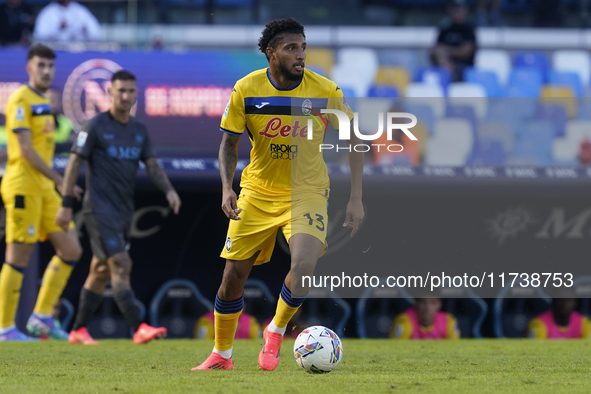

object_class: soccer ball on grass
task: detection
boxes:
[293,325,343,373]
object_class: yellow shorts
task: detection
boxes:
[2,189,63,244]
[220,192,328,265]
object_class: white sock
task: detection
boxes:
[0,325,15,334]
[266,319,286,335]
[213,346,233,359]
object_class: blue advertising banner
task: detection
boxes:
[0,48,268,157]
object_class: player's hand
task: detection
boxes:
[56,207,72,232]
[221,186,242,220]
[166,190,181,214]
[343,199,364,237]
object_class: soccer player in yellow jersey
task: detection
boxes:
[194,18,364,371]
[0,45,82,341]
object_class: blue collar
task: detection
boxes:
[266,68,302,91]
[26,84,47,98]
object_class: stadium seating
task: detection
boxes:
[414,67,452,91]
[493,285,552,337]
[375,66,410,95]
[305,48,335,78]
[540,86,577,119]
[534,104,568,137]
[87,283,147,339]
[553,120,591,163]
[355,283,413,338]
[332,48,379,96]
[405,84,445,118]
[467,140,506,165]
[507,67,543,97]
[445,105,477,134]
[475,49,512,86]
[378,49,424,75]
[576,99,591,120]
[547,71,583,97]
[464,68,502,97]
[149,279,213,338]
[298,288,351,338]
[552,50,591,87]
[477,120,514,154]
[404,102,435,134]
[367,85,399,98]
[513,51,549,78]
[431,118,474,156]
[448,83,488,118]
[356,98,396,134]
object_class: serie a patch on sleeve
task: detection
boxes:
[77,131,88,147]
[16,107,24,121]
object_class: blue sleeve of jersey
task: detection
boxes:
[140,128,155,161]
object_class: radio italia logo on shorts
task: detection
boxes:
[314,110,418,153]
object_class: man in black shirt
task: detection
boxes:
[56,70,182,345]
[431,0,477,82]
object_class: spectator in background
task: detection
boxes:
[0,0,34,46]
[34,0,101,42]
[431,0,477,82]
[528,298,591,339]
[390,298,460,339]
[476,0,501,26]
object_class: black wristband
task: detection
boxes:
[62,196,75,208]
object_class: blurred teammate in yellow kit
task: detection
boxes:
[0,44,82,341]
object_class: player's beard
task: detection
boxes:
[278,61,304,84]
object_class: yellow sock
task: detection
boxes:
[33,256,75,315]
[0,263,25,328]
[273,296,299,329]
[214,310,242,352]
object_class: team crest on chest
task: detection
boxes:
[302,99,312,116]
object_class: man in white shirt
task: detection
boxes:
[34,0,101,42]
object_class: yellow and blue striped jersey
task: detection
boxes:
[220,68,353,201]
[2,84,56,194]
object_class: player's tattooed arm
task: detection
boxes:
[219,132,242,220]
[145,157,174,193]
[144,157,181,214]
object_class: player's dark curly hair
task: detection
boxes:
[258,18,305,60]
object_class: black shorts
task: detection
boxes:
[84,211,131,259]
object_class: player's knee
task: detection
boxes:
[291,257,317,277]
[61,242,83,262]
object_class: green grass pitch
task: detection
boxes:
[1,339,591,393]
